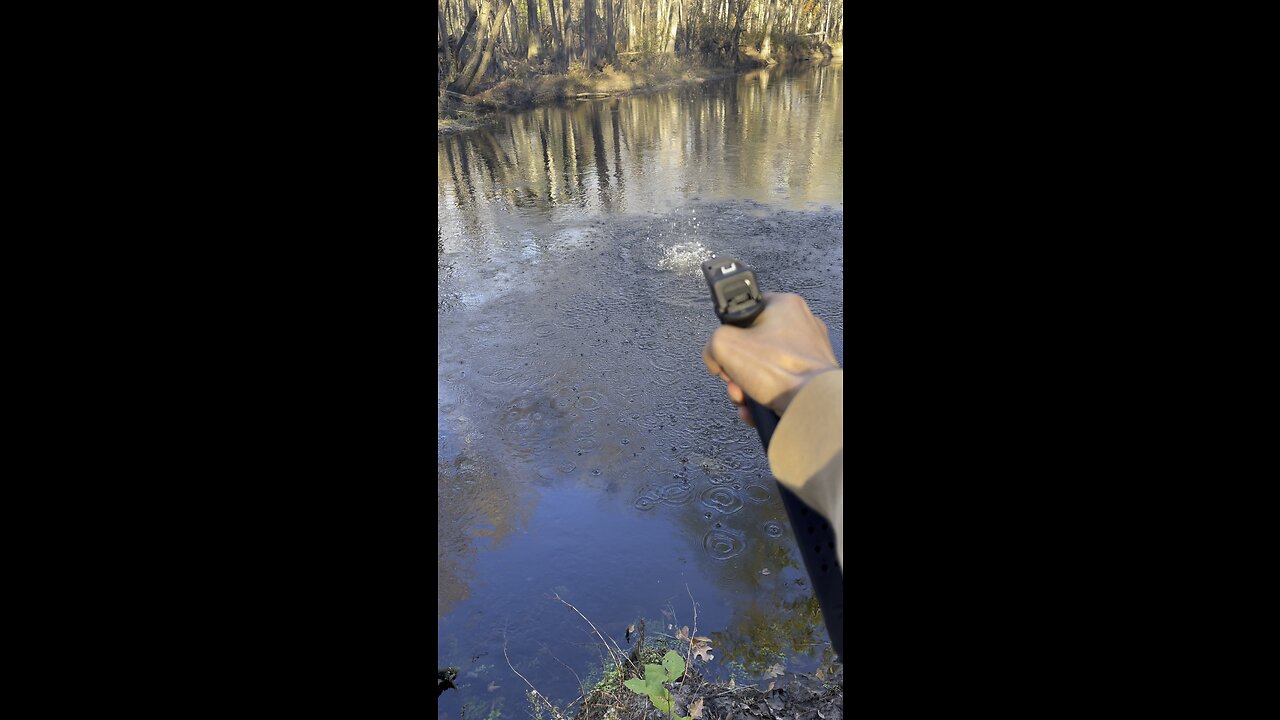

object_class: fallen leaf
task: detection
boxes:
[766,682,775,692]
[692,640,714,663]
[764,663,785,679]
[815,668,825,681]
[690,698,704,719]
[676,626,690,641]
[728,677,735,689]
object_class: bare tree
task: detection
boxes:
[663,0,680,54]
[527,0,542,59]
[603,0,615,63]
[759,0,778,60]
[439,0,452,81]
[563,0,573,66]
[584,0,596,69]
[546,0,562,59]
[450,0,515,94]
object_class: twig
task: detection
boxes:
[553,593,634,673]
[537,640,588,717]
[702,686,755,700]
[685,584,698,671]
[503,628,560,719]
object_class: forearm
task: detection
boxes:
[766,369,844,570]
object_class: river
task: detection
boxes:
[438,61,843,720]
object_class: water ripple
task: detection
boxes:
[700,486,744,514]
[703,527,747,560]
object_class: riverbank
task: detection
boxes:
[438,43,837,136]
[542,623,841,720]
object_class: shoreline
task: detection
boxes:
[438,49,839,137]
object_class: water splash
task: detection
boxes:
[658,241,712,275]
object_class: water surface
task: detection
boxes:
[439,61,843,720]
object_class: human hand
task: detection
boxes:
[702,293,840,426]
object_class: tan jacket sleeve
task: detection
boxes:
[767,369,843,571]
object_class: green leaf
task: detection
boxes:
[644,663,667,689]
[662,651,685,681]
[623,679,649,695]
[650,692,673,714]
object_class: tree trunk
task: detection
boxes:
[493,0,515,78]
[507,0,517,54]
[527,0,542,59]
[563,0,573,65]
[662,0,678,53]
[547,0,561,57]
[439,0,452,77]
[603,0,615,63]
[584,0,596,69]
[730,0,746,49]
[456,8,480,62]
[656,0,665,52]
[450,0,514,94]
[629,0,638,51]
[450,0,494,93]
[760,0,778,60]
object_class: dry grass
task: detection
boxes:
[437,52,773,131]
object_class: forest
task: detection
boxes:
[438,0,842,121]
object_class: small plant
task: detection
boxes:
[623,651,690,720]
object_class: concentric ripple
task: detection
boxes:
[703,527,747,560]
[478,365,519,384]
[657,481,694,505]
[700,486,744,514]
[575,391,605,411]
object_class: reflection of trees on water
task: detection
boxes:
[715,594,830,674]
[437,452,539,616]
[666,470,839,675]
[436,63,843,232]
